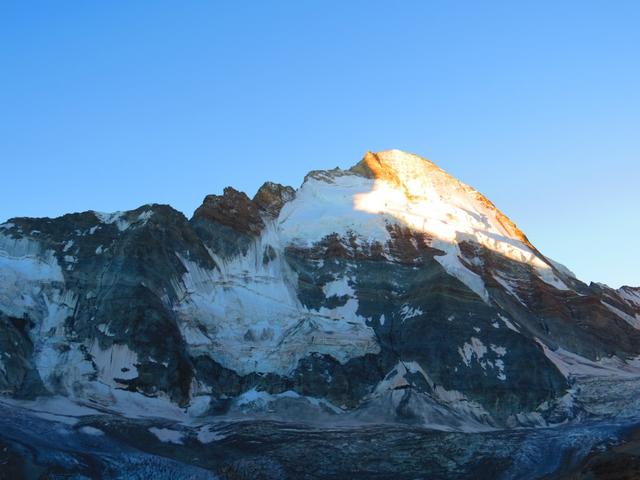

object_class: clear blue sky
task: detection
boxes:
[1,2,638,287]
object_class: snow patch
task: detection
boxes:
[493,275,526,306]
[322,276,352,298]
[498,314,520,332]
[400,304,424,322]
[79,426,104,436]
[547,257,577,279]
[459,338,507,380]
[619,287,640,308]
[234,387,342,414]
[197,425,228,443]
[171,222,379,376]
[93,209,154,232]
[537,339,640,379]
[458,337,488,367]
[148,427,184,444]
[602,301,640,329]
[94,211,130,231]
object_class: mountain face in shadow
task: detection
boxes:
[1,149,639,433]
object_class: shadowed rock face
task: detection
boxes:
[0,313,46,397]
[282,227,569,421]
[253,182,296,219]
[458,240,640,360]
[0,150,638,430]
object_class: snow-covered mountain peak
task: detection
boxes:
[349,149,528,243]
[287,149,528,245]
[279,150,565,295]
[351,149,443,186]
[2,147,640,449]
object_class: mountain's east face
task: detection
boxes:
[1,150,639,431]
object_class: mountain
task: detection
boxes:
[1,149,640,478]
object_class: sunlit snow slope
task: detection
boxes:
[279,150,568,300]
